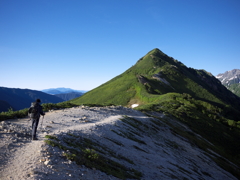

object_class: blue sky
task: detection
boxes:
[1,0,240,91]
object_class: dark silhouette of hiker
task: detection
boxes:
[28,99,45,140]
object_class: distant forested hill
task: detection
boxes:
[0,87,64,112]
[42,87,87,95]
[54,92,84,101]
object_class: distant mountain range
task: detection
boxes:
[0,87,87,112]
[216,69,240,97]
[54,92,84,101]
[0,87,64,112]
[42,88,87,95]
[41,88,86,101]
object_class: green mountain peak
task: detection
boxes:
[147,48,162,54]
[71,48,240,121]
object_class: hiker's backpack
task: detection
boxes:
[28,103,40,119]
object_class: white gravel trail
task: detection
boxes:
[0,106,238,180]
[0,106,142,180]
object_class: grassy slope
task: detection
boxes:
[228,83,240,97]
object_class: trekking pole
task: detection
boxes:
[41,115,44,130]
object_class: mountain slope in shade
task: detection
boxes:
[0,100,12,112]
[0,87,64,111]
[216,69,240,97]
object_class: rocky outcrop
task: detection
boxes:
[137,75,149,85]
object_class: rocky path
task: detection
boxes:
[0,106,239,180]
[0,106,136,180]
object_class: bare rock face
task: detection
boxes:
[216,69,240,86]
[137,75,149,85]
[152,72,172,86]
[215,69,240,98]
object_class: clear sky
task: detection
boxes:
[1,0,240,91]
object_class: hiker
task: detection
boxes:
[28,99,45,140]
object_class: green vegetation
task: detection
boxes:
[228,83,240,97]
[136,93,240,176]
[44,134,142,179]
[42,102,77,111]
[0,107,29,121]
